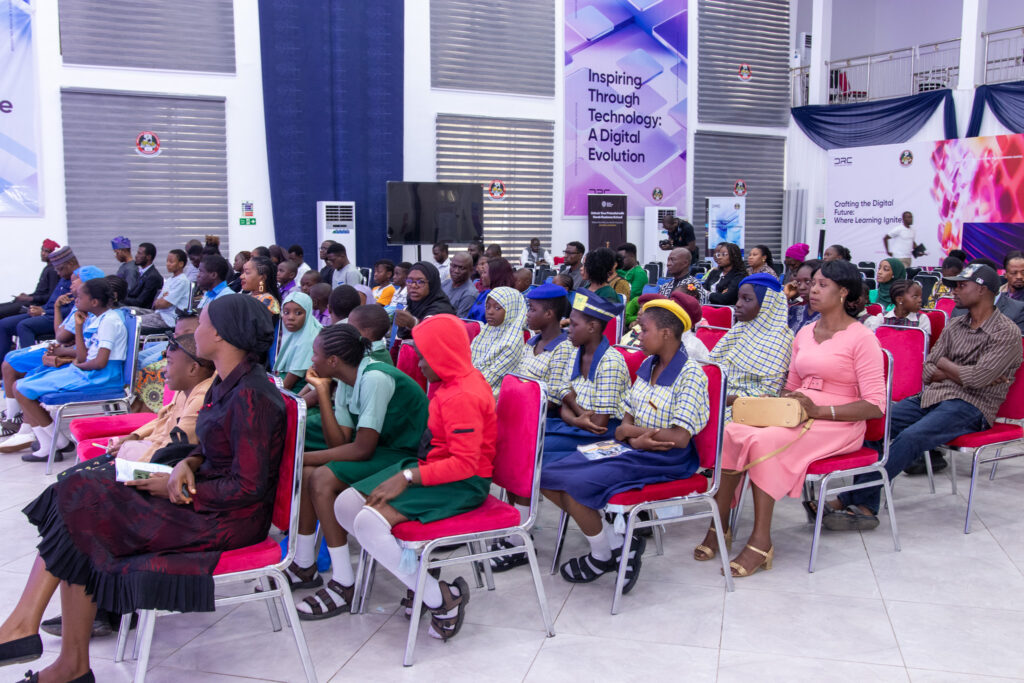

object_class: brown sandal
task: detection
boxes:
[284,561,323,590]
[297,580,354,621]
[428,577,470,641]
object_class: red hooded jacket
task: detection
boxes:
[411,314,497,486]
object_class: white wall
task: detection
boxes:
[829,0,963,58]
[0,1,274,299]
[986,0,1024,31]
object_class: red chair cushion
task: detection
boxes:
[946,423,1023,449]
[805,447,878,475]
[391,495,520,542]
[213,538,281,575]
[607,476,708,505]
[68,413,156,441]
[77,439,110,462]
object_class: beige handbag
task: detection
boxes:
[732,397,808,428]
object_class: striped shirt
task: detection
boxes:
[557,339,630,419]
[518,334,574,405]
[625,349,709,436]
[922,308,1022,425]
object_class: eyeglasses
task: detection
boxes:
[166,340,203,365]
[406,278,428,287]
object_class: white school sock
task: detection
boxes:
[585,530,613,562]
[328,543,354,587]
[32,426,53,455]
[6,398,21,419]
[333,488,366,534]
[17,421,32,435]
[507,503,530,546]
[294,532,317,569]
[602,517,625,550]
[353,506,443,609]
[53,428,69,450]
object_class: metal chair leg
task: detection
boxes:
[550,510,569,575]
[989,460,999,480]
[45,407,65,476]
[479,541,496,591]
[261,576,282,632]
[517,532,554,636]
[134,609,157,682]
[709,501,734,592]
[611,508,639,615]
[923,450,936,494]
[879,471,901,552]
[808,473,832,573]
[949,449,958,495]
[114,612,133,662]
[272,568,317,683]
[652,521,664,556]
[403,553,433,666]
[730,475,749,536]
[965,449,982,534]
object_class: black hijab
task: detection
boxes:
[207,292,276,356]
[407,261,456,320]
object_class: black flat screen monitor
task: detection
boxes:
[386,181,484,245]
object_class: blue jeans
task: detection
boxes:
[839,396,987,514]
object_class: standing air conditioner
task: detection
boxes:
[797,32,812,67]
[316,201,356,269]
[643,206,677,265]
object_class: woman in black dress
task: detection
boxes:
[0,294,284,683]
[703,242,747,306]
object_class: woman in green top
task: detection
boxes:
[583,247,624,304]
[287,324,429,621]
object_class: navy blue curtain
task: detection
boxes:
[258,2,403,268]
[791,89,958,149]
[966,81,1024,137]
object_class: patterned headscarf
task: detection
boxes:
[709,287,793,402]
[273,291,323,376]
[470,286,526,393]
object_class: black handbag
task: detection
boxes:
[149,427,197,467]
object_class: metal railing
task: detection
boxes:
[824,39,960,103]
[791,65,809,107]
[984,25,1024,84]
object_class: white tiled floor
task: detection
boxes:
[2,453,1024,682]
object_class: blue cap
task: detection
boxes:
[740,272,782,292]
[570,288,624,321]
[74,266,105,282]
[111,236,131,250]
[526,283,568,300]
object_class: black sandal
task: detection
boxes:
[488,538,529,573]
[822,505,880,532]
[616,535,647,595]
[19,671,94,683]
[559,552,617,583]
[0,635,41,667]
[428,577,470,641]
[283,561,323,590]
[297,580,354,621]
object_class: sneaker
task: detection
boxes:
[0,432,35,454]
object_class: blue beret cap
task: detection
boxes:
[526,283,568,300]
[570,288,624,321]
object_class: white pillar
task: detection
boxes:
[958,0,988,90]
[808,0,832,105]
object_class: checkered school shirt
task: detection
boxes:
[518,334,574,404]
[625,350,710,437]
[556,339,630,419]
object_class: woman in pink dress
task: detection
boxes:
[693,260,885,577]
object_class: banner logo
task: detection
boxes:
[899,149,913,166]
[833,156,853,166]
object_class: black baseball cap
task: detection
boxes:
[943,263,999,294]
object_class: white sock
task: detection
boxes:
[585,530,613,562]
[333,488,366,533]
[6,398,21,418]
[353,506,443,609]
[603,517,624,550]
[17,421,32,435]
[54,428,69,450]
[294,532,317,569]
[32,426,52,454]
[328,543,354,587]
[507,503,530,546]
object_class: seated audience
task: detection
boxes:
[822,244,852,262]
[184,244,203,282]
[544,290,630,462]
[371,259,396,305]
[318,240,337,282]
[0,297,283,683]
[196,254,234,309]
[624,247,703,328]
[823,263,1022,529]
[388,261,411,313]
[251,246,271,260]
[299,269,321,295]
[268,244,287,266]
[543,297,710,589]
[332,313,495,641]
[470,287,526,397]
[518,284,573,408]
[274,292,322,391]
[951,257,1024,333]
[124,242,164,309]
[202,235,222,257]
[709,273,793,419]
[927,255,963,307]
[864,280,931,336]
[782,243,809,285]
[521,237,552,267]
[442,253,477,318]
[288,243,311,279]
[467,257,515,322]
[785,259,822,333]
[552,272,575,292]
[873,257,906,309]
[513,268,533,294]
[432,242,451,282]
[277,260,299,298]
[111,236,137,291]
[746,244,777,276]
[582,248,622,304]
[241,255,282,316]
[695,259,885,576]
[348,304,394,365]
[622,292,709,363]
[328,285,362,325]
[559,241,586,289]
[0,247,77,364]
[485,243,502,259]
[288,324,429,619]
[325,243,362,288]
[0,239,60,321]
[393,263,456,337]
[615,243,648,299]
[139,249,190,334]
[227,250,250,292]
[309,283,332,325]
[1003,250,1024,303]
[704,242,747,306]
[134,314,200,413]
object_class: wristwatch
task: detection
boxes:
[402,468,414,483]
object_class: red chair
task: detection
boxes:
[389,337,402,364]
[934,297,957,316]
[875,326,926,402]
[351,374,553,665]
[115,388,316,682]
[613,345,646,382]
[920,308,946,350]
[549,363,735,611]
[602,313,623,347]
[69,412,158,462]
[397,340,428,392]
[702,305,733,328]
[865,303,884,317]
[461,318,482,341]
[695,325,730,349]
[938,341,1024,532]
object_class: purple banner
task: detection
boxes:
[564,0,687,218]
